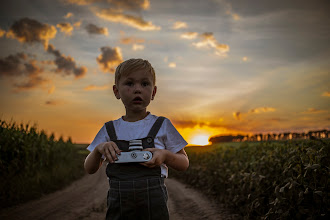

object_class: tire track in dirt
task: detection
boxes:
[0,164,238,219]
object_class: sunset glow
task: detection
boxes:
[0,0,329,143]
[191,134,210,146]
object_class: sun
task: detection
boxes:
[191,134,210,146]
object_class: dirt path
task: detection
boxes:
[0,164,238,220]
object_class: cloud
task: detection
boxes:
[0,29,5,37]
[181,32,198,40]
[168,62,176,68]
[302,108,327,114]
[85,23,108,36]
[96,46,123,73]
[233,112,241,120]
[132,44,144,51]
[45,99,65,106]
[48,85,56,94]
[120,35,145,45]
[193,32,229,56]
[172,21,187,30]
[84,84,110,91]
[64,0,97,6]
[6,17,57,49]
[64,12,74,18]
[94,8,160,31]
[73,21,82,28]
[65,0,150,11]
[0,53,50,91]
[57,22,74,36]
[322,91,330,97]
[242,56,248,62]
[47,44,87,78]
[249,107,276,114]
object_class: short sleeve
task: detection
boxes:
[162,118,188,153]
[87,125,109,154]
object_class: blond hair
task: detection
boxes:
[114,58,156,86]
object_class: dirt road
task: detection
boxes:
[0,164,238,220]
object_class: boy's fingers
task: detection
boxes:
[111,142,121,155]
[105,148,114,163]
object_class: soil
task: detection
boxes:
[0,164,239,220]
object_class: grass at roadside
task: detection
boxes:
[0,119,89,209]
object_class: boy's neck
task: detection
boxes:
[123,111,150,122]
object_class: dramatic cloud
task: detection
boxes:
[0,53,49,91]
[120,35,145,45]
[0,29,5,37]
[94,8,160,31]
[96,46,123,73]
[172,21,187,30]
[193,32,229,56]
[73,21,82,28]
[64,12,74,18]
[233,112,241,120]
[56,22,74,36]
[6,17,57,49]
[302,108,327,114]
[47,44,87,78]
[249,107,276,114]
[85,23,108,36]
[322,91,330,97]
[84,84,110,91]
[181,32,198,39]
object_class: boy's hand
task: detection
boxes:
[141,148,168,168]
[97,141,121,163]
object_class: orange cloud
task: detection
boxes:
[233,112,241,120]
[48,85,56,94]
[181,32,198,40]
[6,17,57,49]
[0,29,5,37]
[168,62,176,68]
[96,46,123,73]
[66,0,150,11]
[84,84,110,91]
[85,23,108,36]
[302,108,327,114]
[172,21,187,30]
[193,32,229,56]
[249,107,276,114]
[64,12,74,18]
[94,8,160,31]
[132,44,145,51]
[47,44,87,79]
[57,22,74,36]
[322,91,330,97]
[64,0,98,6]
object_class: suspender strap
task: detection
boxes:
[147,116,165,138]
[105,121,117,141]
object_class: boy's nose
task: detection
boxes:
[134,85,142,93]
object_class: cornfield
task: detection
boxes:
[0,119,88,208]
[170,140,329,219]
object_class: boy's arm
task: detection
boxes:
[142,148,189,171]
[84,142,121,174]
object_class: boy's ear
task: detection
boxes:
[113,85,120,99]
[151,86,157,100]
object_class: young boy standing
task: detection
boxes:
[84,58,189,220]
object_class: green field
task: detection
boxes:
[0,120,89,209]
[171,140,329,219]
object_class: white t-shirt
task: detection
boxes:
[87,113,188,177]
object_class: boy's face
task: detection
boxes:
[113,69,157,114]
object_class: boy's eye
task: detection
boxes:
[125,82,133,86]
[142,82,150,87]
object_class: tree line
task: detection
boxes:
[209,129,329,144]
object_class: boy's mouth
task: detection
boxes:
[132,97,143,103]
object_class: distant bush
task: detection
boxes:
[0,119,88,208]
[170,140,329,219]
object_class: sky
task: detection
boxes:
[0,0,329,145]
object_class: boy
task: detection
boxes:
[84,58,189,220]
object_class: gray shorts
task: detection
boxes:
[106,177,169,220]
